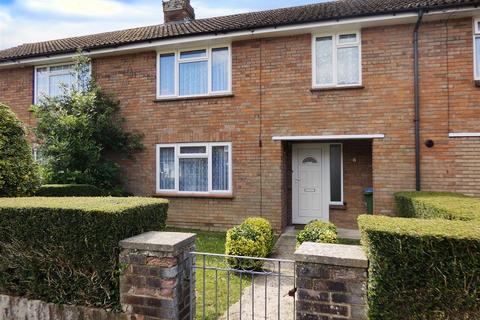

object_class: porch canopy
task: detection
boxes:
[272,134,385,141]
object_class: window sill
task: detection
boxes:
[153,192,234,199]
[154,93,234,102]
[311,85,364,92]
[330,203,347,210]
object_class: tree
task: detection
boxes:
[31,53,143,192]
[0,103,40,196]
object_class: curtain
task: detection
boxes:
[179,61,208,96]
[476,37,480,78]
[159,147,175,190]
[36,68,49,100]
[212,48,229,92]
[180,158,208,191]
[212,146,229,190]
[315,37,333,85]
[160,54,175,95]
[49,73,74,97]
[337,46,359,85]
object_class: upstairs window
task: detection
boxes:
[313,32,361,88]
[156,142,232,195]
[474,19,480,79]
[34,63,90,103]
[157,46,231,98]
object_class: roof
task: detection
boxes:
[1,0,480,62]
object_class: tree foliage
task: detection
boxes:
[0,103,40,196]
[31,53,143,192]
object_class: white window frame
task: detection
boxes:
[156,44,232,99]
[34,62,91,104]
[312,31,362,88]
[328,143,344,205]
[156,142,233,195]
[473,18,480,80]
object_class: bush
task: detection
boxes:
[243,217,275,253]
[359,191,480,319]
[0,103,40,196]
[395,191,480,221]
[296,220,337,247]
[35,184,105,197]
[0,197,168,310]
[225,217,274,270]
[30,53,143,192]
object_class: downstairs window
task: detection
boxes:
[156,142,232,194]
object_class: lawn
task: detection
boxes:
[167,227,252,320]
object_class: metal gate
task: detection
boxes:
[189,252,296,320]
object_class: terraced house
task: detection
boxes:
[1,0,480,232]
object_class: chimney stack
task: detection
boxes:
[163,0,195,23]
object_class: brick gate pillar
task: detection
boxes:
[294,242,368,320]
[119,231,196,320]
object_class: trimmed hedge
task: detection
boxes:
[395,191,480,221]
[35,184,105,197]
[296,220,337,247]
[0,197,168,310]
[225,217,274,270]
[359,191,480,319]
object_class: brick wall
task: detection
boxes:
[1,17,480,231]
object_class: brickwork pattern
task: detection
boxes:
[2,18,480,231]
[296,262,368,320]
[119,242,195,320]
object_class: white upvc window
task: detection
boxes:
[329,143,343,205]
[473,19,480,80]
[156,45,232,99]
[34,63,91,103]
[156,142,232,195]
[312,32,362,88]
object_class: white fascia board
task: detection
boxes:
[2,6,478,68]
[449,132,480,138]
[272,134,385,141]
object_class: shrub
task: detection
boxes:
[395,191,480,221]
[296,220,337,247]
[0,103,40,196]
[0,197,168,310]
[243,217,275,253]
[30,53,143,192]
[225,217,274,270]
[359,191,480,319]
[35,184,105,197]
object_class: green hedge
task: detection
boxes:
[0,197,168,310]
[395,191,480,221]
[296,220,337,247]
[359,191,480,319]
[225,217,274,270]
[35,184,105,197]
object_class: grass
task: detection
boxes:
[338,237,361,245]
[167,227,252,320]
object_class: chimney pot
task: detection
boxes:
[163,0,195,23]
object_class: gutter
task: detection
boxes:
[0,5,479,67]
[413,10,424,191]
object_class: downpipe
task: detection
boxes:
[414,10,424,191]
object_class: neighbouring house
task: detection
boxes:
[1,0,480,232]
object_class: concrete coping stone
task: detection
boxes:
[294,242,368,268]
[120,231,196,252]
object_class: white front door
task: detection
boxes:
[292,144,330,224]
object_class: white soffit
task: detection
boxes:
[272,134,385,141]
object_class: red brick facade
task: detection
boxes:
[1,17,480,231]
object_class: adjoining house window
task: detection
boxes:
[329,144,343,204]
[157,45,231,98]
[156,142,232,194]
[474,19,480,79]
[34,63,90,103]
[313,32,361,88]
